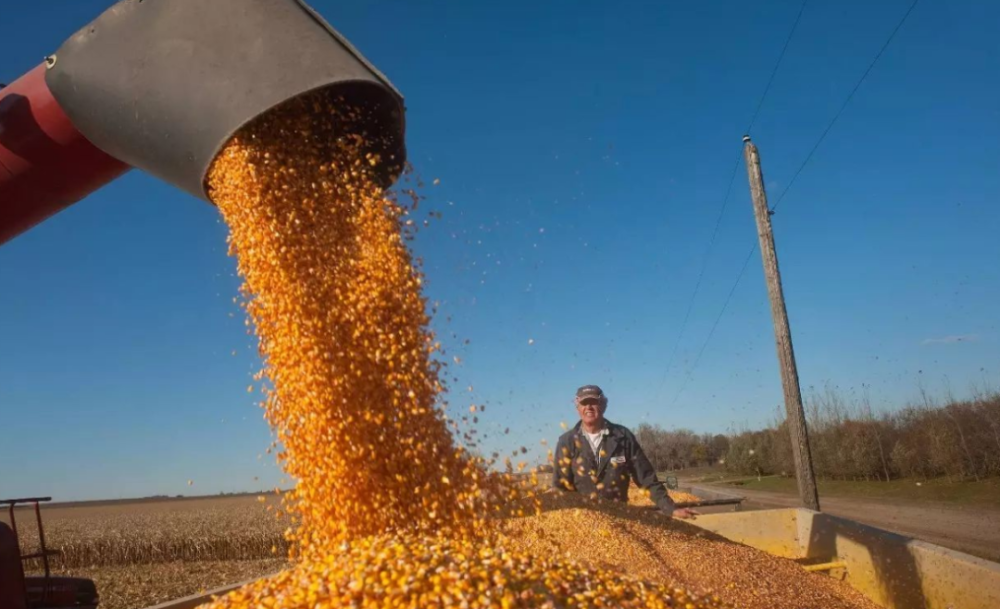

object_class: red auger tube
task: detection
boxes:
[0,63,130,245]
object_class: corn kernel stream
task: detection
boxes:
[201,93,881,609]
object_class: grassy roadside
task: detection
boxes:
[664,466,1000,508]
[719,475,1000,508]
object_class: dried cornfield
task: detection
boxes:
[0,488,704,569]
[2,495,287,569]
[2,488,702,570]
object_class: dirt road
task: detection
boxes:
[695,483,1000,562]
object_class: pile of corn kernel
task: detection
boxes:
[501,493,879,609]
[212,534,726,609]
[201,92,881,609]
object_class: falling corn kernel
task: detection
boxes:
[197,90,874,609]
[206,91,504,554]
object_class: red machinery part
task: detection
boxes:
[0,522,27,609]
[0,63,130,245]
[0,0,405,247]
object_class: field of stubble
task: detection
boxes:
[3,494,289,609]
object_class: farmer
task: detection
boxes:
[553,384,699,519]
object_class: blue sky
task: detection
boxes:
[2,0,998,501]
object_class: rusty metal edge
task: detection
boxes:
[684,484,747,502]
[141,572,280,609]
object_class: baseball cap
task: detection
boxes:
[576,385,605,401]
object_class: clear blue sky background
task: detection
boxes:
[2,1,998,501]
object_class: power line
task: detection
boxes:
[652,152,741,394]
[772,0,920,212]
[746,0,810,134]
[651,0,809,397]
[668,0,920,406]
[668,243,756,408]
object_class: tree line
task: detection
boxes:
[634,425,731,472]
[637,385,1000,482]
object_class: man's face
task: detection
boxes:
[576,397,606,426]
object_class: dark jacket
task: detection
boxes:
[553,420,676,514]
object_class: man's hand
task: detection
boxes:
[670,508,699,520]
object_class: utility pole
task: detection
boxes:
[742,135,820,511]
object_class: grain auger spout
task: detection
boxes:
[0,0,406,245]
